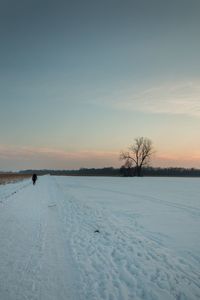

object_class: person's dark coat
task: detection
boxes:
[32,174,37,185]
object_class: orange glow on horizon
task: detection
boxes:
[0,144,200,170]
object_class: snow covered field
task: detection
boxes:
[0,175,200,300]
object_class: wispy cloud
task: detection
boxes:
[0,145,200,170]
[153,151,200,168]
[0,145,120,170]
[113,80,200,117]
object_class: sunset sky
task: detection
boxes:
[0,0,200,170]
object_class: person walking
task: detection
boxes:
[32,173,37,185]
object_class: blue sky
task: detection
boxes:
[0,0,200,170]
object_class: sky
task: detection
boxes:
[0,0,200,170]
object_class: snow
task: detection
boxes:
[0,176,200,300]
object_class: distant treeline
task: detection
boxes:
[143,167,200,177]
[17,167,200,177]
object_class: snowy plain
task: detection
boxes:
[0,175,200,300]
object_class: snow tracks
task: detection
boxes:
[0,175,200,300]
[0,176,79,300]
[55,177,200,300]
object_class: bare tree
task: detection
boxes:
[120,137,153,176]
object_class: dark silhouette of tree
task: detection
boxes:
[120,159,134,177]
[120,137,153,176]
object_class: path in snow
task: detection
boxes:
[0,176,79,300]
[0,175,200,300]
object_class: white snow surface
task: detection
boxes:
[0,175,200,300]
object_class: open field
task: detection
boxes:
[0,175,200,300]
[0,173,31,185]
